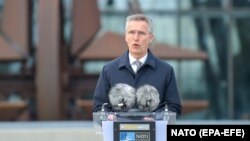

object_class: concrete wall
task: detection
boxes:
[0,121,103,141]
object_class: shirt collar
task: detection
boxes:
[118,50,156,69]
[128,52,148,65]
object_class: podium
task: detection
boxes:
[93,111,176,141]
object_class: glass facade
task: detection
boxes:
[95,0,250,119]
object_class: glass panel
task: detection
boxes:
[233,17,250,119]
[232,0,250,8]
[91,0,250,120]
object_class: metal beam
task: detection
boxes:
[71,0,100,56]
[0,0,31,61]
[100,8,250,18]
[36,0,63,120]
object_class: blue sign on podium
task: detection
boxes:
[114,121,155,141]
[93,111,176,141]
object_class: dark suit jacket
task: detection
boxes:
[93,49,182,116]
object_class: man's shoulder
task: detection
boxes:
[103,56,122,71]
[155,57,173,69]
[148,50,173,70]
[104,51,127,68]
[104,57,120,66]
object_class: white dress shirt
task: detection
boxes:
[129,53,148,73]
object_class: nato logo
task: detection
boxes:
[120,132,135,141]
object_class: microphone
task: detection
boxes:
[101,103,108,112]
[99,103,108,121]
[108,83,136,112]
[164,102,168,112]
[136,84,160,112]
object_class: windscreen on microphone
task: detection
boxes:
[136,84,160,112]
[108,83,136,112]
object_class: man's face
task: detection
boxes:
[125,20,153,59]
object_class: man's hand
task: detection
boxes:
[107,114,117,121]
[143,117,155,121]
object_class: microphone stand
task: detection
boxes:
[163,103,169,120]
[100,103,108,120]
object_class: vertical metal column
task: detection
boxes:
[224,0,234,119]
[36,0,63,120]
[176,0,182,95]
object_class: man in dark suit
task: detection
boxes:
[93,14,182,116]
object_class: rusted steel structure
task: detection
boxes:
[0,0,208,120]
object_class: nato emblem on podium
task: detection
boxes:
[114,121,155,141]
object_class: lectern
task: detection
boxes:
[93,111,176,141]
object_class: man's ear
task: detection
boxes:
[125,34,128,42]
[149,34,154,43]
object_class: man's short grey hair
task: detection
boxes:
[125,14,153,34]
